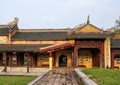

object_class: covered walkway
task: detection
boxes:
[33,68,82,85]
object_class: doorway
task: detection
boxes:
[59,55,67,67]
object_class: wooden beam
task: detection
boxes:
[40,42,74,53]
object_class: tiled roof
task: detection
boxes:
[111,39,120,48]
[12,32,68,40]
[68,33,112,39]
[0,44,51,52]
[0,28,9,35]
[0,25,9,35]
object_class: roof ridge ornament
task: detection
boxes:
[87,15,90,24]
[8,17,19,32]
[9,17,19,27]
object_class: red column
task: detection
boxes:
[17,54,20,66]
[0,54,2,66]
[17,56,19,66]
[100,41,104,68]
[73,46,78,68]
[33,55,37,67]
[29,55,32,67]
[111,50,114,69]
[28,53,34,68]
[50,51,53,58]
[9,54,12,67]
[19,55,23,66]
[52,53,55,68]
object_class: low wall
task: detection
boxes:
[74,68,98,85]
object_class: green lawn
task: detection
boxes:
[0,76,36,85]
[82,68,120,85]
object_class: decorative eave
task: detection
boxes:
[67,21,113,39]
[40,42,74,53]
[74,23,104,33]
[0,44,51,52]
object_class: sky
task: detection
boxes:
[0,0,120,29]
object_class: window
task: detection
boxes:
[84,56,90,62]
[115,55,120,64]
[44,55,49,61]
[116,58,120,64]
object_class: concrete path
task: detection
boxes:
[33,68,82,85]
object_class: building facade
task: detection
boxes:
[0,18,120,69]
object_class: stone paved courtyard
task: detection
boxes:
[33,68,82,85]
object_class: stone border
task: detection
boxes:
[27,70,50,85]
[74,68,98,85]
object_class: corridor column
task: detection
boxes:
[100,41,104,68]
[104,37,111,68]
[73,46,78,68]
[49,51,53,70]
[25,53,29,73]
[3,52,7,72]
[9,53,12,67]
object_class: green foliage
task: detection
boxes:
[82,68,120,85]
[115,30,120,35]
[115,16,120,28]
[0,76,36,85]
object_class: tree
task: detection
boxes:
[115,16,120,28]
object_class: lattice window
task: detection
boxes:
[115,55,120,64]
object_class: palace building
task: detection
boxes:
[0,17,120,70]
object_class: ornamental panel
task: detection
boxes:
[0,36,9,44]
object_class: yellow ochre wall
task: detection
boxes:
[0,36,9,44]
[78,24,102,33]
[114,60,120,68]
[12,40,67,44]
[78,50,92,68]
[37,54,49,67]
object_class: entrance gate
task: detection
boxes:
[59,55,67,67]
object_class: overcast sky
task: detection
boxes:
[0,0,120,29]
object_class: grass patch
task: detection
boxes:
[82,68,120,85]
[0,76,36,85]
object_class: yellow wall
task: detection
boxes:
[78,50,92,68]
[55,49,72,67]
[12,40,67,44]
[114,60,120,69]
[0,36,9,44]
[114,55,120,69]
[77,24,102,33]
[37,54,49,67]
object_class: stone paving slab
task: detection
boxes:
[33,68,82,85]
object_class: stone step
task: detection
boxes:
[6,67,49,73]
[0,67,4,72]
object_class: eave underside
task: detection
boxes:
[0,44,52,52]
